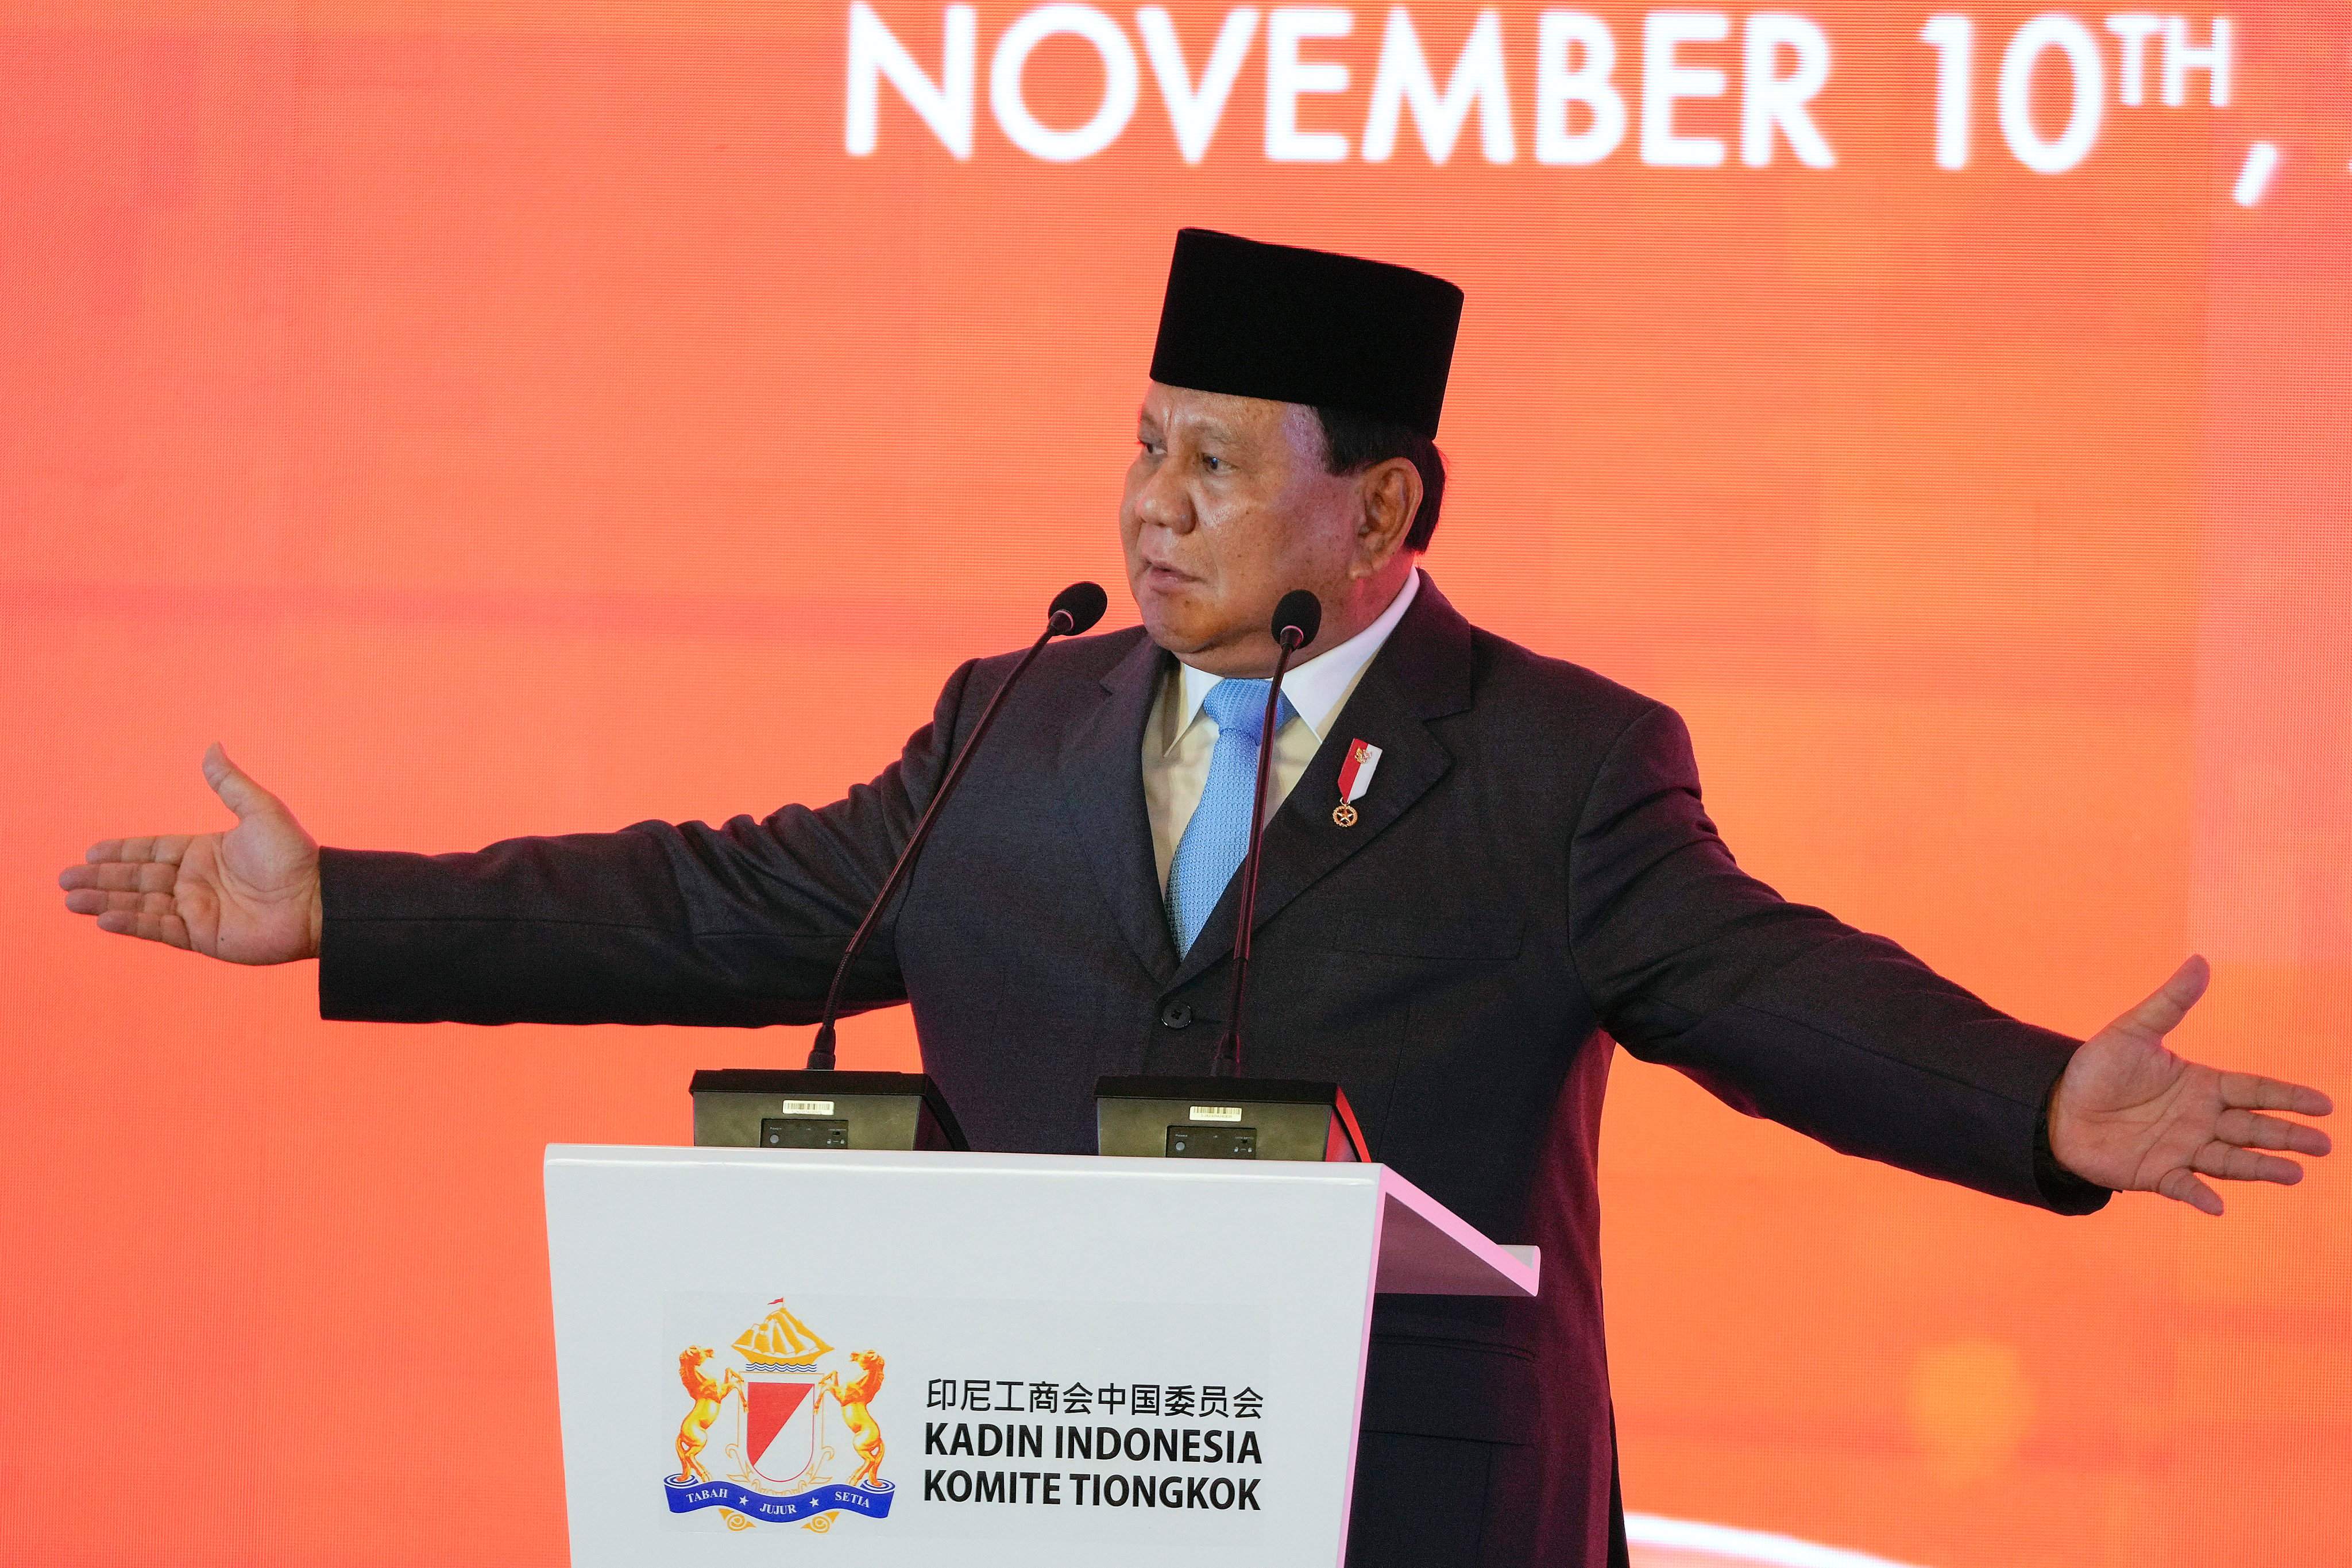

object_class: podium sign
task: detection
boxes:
[545,1146,1536,1566]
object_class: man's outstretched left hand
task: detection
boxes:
[2050,955,2333,1215]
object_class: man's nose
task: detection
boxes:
[1131,455,1196,534]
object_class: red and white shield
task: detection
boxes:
[739,1373,822,1490]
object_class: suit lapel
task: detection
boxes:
[1059,629,1181,985]
[1169,573,1477,992]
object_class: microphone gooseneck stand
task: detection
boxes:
[1211,588,1323,1079]
[805,580,1109,1071]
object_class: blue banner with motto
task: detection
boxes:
[664,1475,895,1523]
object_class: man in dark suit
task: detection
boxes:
[61,231,2332,1567]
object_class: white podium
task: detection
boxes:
[545,1145,1538,1566]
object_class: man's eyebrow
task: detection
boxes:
[1137,408,1243,444]
[1165,412,1245,445]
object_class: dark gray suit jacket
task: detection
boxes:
[319,573,2105,1566]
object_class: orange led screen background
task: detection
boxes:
[2,3,2346,1563]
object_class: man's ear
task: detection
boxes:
[1353,458,1423,577]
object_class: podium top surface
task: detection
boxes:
[544,1145,1538,1298]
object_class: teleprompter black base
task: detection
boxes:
[1094,1075,1369,1163]
[690,1069,968,1152]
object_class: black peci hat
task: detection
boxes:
[1148,229,1464,439]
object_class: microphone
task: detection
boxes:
[1271,589,1323,648]
[804,581,1108,1071]
[1212,589,1322,1077]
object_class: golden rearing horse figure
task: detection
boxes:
[674,1346,744,1483]
[820,1351,887,1490]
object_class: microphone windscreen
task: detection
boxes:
[1273,589,1322,648]
[1051,581,1110,635]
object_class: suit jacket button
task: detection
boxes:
[1160,1002,1193,1030]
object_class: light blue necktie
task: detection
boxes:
[1166,678,1297,958]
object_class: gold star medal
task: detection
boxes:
[1333,739,1382,828]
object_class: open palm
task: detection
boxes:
[57,743,321,964]
[2049,956,2333,1215]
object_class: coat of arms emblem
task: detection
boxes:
[664,1298,894,1531]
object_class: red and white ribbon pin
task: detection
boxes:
[1333,739,1382,827]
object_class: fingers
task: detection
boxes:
[93,907,192,949]
[2219,1071,2334,1119]
[2106,953,2211,1043]
[202,741,281,823]
[2156,1167,2224,1216]
[70,835,191,873]
[65,887,177,918]
[61,839,190,906]
[2216,1107,2334,1158]
[2139,1059,2332,1213]
[59,860,181,895]
[2192,1140,2305,1187]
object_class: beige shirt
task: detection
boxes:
[1142,569,1423,893]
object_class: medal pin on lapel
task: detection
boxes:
[1333,739,1382,827]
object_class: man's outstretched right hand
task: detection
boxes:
[58,743,322,964]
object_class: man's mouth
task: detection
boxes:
[1139,560,1199,589]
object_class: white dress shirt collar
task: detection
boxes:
[1164,568,1422,752]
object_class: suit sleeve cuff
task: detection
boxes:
[2032,1062,2113,1215]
